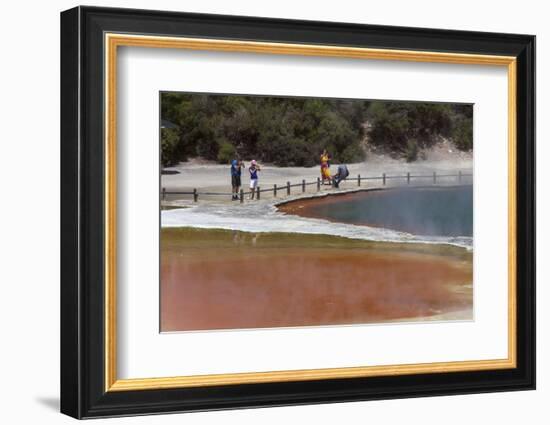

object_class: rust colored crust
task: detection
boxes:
[161,232,472,332]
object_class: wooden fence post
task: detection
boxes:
[317,177,320,191]
[287,181,291,196]
[240,189,244,203]
[433,172,436,184]
[193,188,198,202]
[257,186,260,200]
[358,174,361,186]
[407,172,410,184]
[302,179,306,192]
[274,184,277,197]
[383,173,386,185]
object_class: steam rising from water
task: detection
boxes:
[281,186,473,237]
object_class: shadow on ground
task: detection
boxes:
[35,396,59,411]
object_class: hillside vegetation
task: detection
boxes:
[161,93,472,167]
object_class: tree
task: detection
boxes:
[160,93,472,165]
[160,128,179,167]
[217,140,236,164]
[451,117,473,151]
[366,101,471,158]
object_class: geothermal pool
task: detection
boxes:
[160,228,473,332]
[278,185,473,237]
[160,185,474,332]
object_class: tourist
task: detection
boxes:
[248,160,261,199]
[320,149,331,185]
[333,163,350,188]
[230,158,243,200]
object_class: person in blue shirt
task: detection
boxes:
[248,160,261,199]
[230,159,243,200]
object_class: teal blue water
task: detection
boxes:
[311,186,473,237]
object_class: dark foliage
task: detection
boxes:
[160,128,179,167]
[365,102,472,156]
[161,93,472,166]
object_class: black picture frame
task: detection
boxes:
[61,5,535,419]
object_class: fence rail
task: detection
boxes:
[161,171,472,203]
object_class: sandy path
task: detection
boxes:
[161,158,473,203]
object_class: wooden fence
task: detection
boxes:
[161,171,472,203]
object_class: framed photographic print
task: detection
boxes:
[60,6,535,419]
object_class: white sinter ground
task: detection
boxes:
[161,156,474,249]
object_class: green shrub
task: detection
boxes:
[217,140,236,164]
[160,128,179,167]
[404,139,419,162]
[367,102,461,160]
[160,93,473,165]
[193,118,219,160]
[451,117,473,151]
[339,143,365,164]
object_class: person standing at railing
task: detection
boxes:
[333,164,349,188]
[230,158,244,201]
[248,160,261,200]
[320,149,332,185]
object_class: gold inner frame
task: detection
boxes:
[104,33,517,392]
